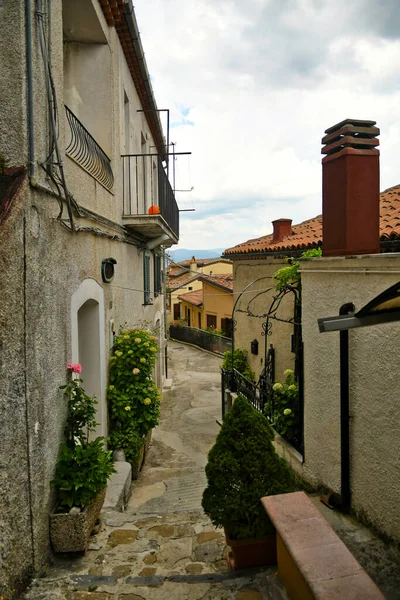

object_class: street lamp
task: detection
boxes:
[318,281,400,511]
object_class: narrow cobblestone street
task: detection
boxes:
[25,342,288,600]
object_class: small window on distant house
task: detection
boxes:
[188,287,193,291]
[173,303,180,320]
[143,251,151,305]
[154,254,161,296]
[206,314,217,329]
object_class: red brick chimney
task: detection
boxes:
[322,118,380,256]
[272,218,292,243]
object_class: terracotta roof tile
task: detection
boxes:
[172,257,232,269]
[177,289,203,306]
[169,273,200,291]
[224,185,400,256]
[199,273,233,291]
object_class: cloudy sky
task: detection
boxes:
[135,0,400,251]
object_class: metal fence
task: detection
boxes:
[169,325,232,355]
[65,105,114,191]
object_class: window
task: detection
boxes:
[143,251,151,304]
[198,313,201,329]
[221,318,231,338]
[206,314,217,329]
[173,303,180,320]
[154,254,161,296]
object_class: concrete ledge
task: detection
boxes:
[163,378,173,390]
[262,491,384,599]
[103,461,132,512]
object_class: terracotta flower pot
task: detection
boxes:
[50,488,106,553]
[224,527,277,570]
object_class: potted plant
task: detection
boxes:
[202,395,294,570]
[107,328,161,478]
[50,363,115,553]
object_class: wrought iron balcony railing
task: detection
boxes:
[65,105,114,192]
[122,154,179,241]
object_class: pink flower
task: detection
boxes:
[67,362,82,374]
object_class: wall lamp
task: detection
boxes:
[101,258,117,283]
[318,281,400,333]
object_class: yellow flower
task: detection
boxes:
[115,350,123,357]
[128,350,133,354]
[135,338,141,343]
[124,406,131,411]
[283,408,292,416]
[144,398,151,405]
[144,342,150,347]
[123,335,130,339]
[132,368,140,375]
[273,382,283,391]
[284,369,294,376]
[140,357,146,363]
[288,384,297,391]
[108,385,114,390]
[151,347,157,352]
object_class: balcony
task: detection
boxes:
[65,105,114,192]
[122,154,179,246]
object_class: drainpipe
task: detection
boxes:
[25,0,35,179]
[339,301,355,511]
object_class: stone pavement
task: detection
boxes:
[24,342,288,600]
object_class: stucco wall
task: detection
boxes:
[0,0,169,596]
[203,281,233,330]
[301,253,400,541]
[232,258,295,381]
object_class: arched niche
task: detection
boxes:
[71,279,106,438]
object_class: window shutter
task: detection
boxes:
[143,251,151,304]
[154,254,161,296]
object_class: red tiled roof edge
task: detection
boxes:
[224,185,400,257]
[177,289,203,306]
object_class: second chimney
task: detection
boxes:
[272,218,292,243]
[321,118,380,256]
[190,256,197,273]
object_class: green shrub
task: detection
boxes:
[107,328,161,459]
[108,425,143,464]
[268,368,299,445]
[52,366,115,512]
[51,439,115,511]
[222,348,255,381]
[202,395,295,541]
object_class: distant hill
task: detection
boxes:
[168,248,226,262]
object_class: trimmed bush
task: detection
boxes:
[202,395,294,540]
[107,328,161,460]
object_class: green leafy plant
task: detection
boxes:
[202,396,294,541]
[173,318,188,327]
[205,326,225,337]
[108,425,143,464]
[107,328,161,459]
[274,248,322,291]
[51,364,115,512]
[51,438,115,511]
[268,369,299,445]
[222,348,255,381]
